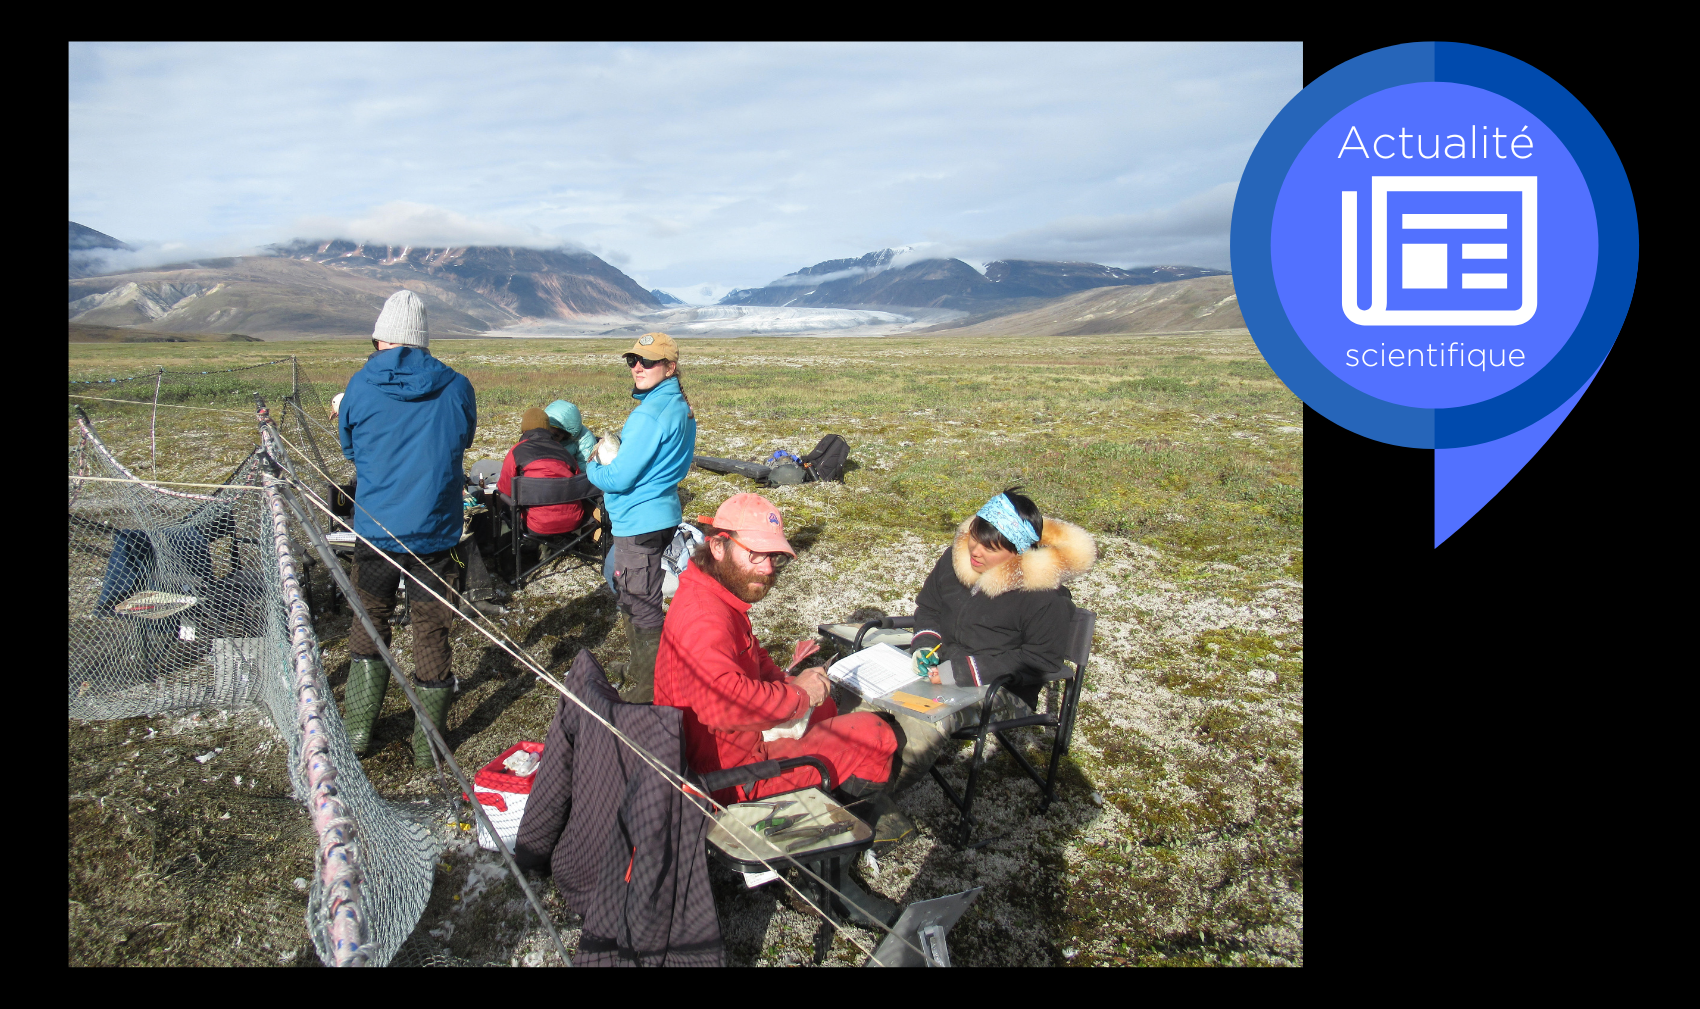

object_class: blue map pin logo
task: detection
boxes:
[1232,43,1637,546]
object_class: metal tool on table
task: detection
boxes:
[773,820,855,851]
[753,812,806,836]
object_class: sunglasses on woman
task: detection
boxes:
[623,354,667,369]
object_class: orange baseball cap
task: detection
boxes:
[697,493,794,556]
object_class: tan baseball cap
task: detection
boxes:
[624,332,680,362]
[697,493,794,556]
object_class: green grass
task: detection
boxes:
[70,331,1304,967]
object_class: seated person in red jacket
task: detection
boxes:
[655,494,898,807]
[497,407,588,536]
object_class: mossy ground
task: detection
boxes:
[69,332,1302,966]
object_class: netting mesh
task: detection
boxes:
[69,357,352,506]
[69,377,437,967]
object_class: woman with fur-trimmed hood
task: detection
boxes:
[913,487,1096,707]
[872,488,1096,799]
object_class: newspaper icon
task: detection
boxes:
[1341,176,1536,326]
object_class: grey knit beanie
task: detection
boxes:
[373,290,428,348]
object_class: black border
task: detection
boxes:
[1304,41,1645,660]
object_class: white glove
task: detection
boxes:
[761,714,810,742]
[592,432,621,465]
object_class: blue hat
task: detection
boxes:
[544,400,583,434]
[976,492,1039,552]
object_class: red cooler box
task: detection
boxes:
[465,741,543,852]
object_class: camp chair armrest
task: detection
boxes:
[698,755,830,795]
[853,615,917,650]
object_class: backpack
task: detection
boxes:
[768,463,807,485]
[799,434,851,482]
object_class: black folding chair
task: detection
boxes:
[698,756,876,962]
[816,614,916,655]
[492,473,610,588]
[930,609,1095,848]
[816,608,1095,846]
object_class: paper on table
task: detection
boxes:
[827,643,920,699]
[885,691,946,714]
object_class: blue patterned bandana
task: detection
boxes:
[976,493,1038,552]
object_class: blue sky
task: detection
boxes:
[69,42,1300,302]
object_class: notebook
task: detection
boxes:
[826,644,986,724]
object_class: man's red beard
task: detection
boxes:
[702,548,778,604]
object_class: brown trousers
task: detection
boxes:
[347,541,462,684]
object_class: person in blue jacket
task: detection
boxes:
[583,332,697,701]
[336,290,478,765]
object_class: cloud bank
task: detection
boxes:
[70,42,1298,291]
[289,202,570,250]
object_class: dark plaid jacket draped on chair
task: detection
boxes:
[512,649,725,966]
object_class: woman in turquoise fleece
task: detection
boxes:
[583,332,697,701]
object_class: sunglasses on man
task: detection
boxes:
[623,354,668,369]
[721,534,791,570]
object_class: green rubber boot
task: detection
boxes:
[342,658,389,758]
[622,624,663,704]
[411,681,455,768]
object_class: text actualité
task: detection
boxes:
[1337,125,1533,160]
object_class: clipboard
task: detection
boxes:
[865,682,985,725]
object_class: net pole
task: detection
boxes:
[258,406,572,967]
[151,367,162,478]
[285,358,333,500]
[292,397,333,495]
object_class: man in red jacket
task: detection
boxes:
[654,494,897,804]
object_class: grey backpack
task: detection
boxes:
[768,463,807,485]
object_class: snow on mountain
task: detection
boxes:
[722,249,1227,310]
[633,305,921,335]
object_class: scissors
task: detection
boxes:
[751,807,807,836]
[773,820,855,851]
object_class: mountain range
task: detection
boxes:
[718,248,1225,310]
[67,226,661,338]
[67,223,1236,338]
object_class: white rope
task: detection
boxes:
[69,474,264,491]
[70,393,256,415]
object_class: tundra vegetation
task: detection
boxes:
[69,331,1301,967]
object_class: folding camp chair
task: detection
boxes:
[930,609,1095,848]
[698,755,877,962]
[819,610,1096,849]
[817,614,916,655]
[492,474,610,589]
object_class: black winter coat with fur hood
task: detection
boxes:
[912,516,1096,705]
